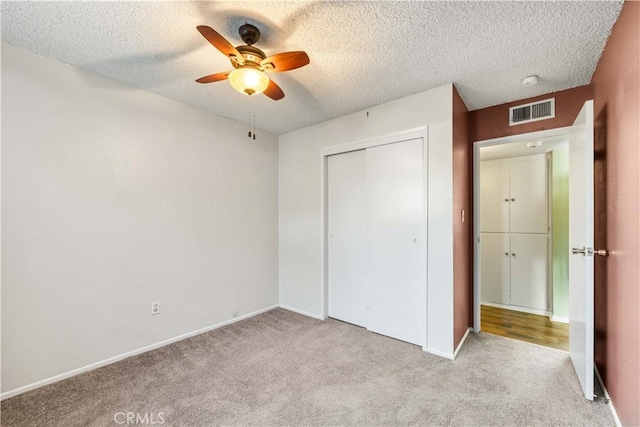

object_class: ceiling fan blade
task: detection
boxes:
[260,51,310,72]
[264,79,285,100]
[197,25,244,65]
[196,72,231,83]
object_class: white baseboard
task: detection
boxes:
[550,314,569,324]
[595,365,621,427]
[278,304,325,320]
[453,327,473,359]
[425,347,455,360]
[1,304,279,401]
[481,301,551,317]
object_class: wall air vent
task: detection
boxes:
[509,98,555,126]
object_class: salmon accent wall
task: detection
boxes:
[469,85,592,142]
[452,85,472,348]
[591,1,639,425]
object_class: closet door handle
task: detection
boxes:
[511,198,515,202]
[511,253,516,257]
[504,252,509,256]
[504,198,509,202]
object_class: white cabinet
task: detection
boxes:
[480,155,548,234]
[509,158,549,233]
[480,233,510,305]
[328,138,425,346]
[480,161,510,232]
[480,233,549,311]
[510,234,548,311]
[480,154,550,313]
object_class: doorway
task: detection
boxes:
[474,100,596,401]
[474,129,571,351]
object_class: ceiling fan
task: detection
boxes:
[195,23,310,100]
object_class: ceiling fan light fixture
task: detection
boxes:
[228,67,269,96]
[195,25,308,100]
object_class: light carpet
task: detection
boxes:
[1,308,614,426]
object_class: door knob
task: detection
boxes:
[572,247,609,257]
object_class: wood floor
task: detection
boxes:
[481,305,569,351]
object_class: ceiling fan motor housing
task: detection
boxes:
[235,45,267,68]
[239,23,261,46]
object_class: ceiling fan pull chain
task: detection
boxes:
[252,111,256,140]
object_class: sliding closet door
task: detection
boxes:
[327,150,368,327]
[366,138,425,346]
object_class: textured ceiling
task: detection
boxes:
[1,1,623,135]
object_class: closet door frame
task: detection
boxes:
[320,127,429,349]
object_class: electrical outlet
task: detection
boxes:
[151,301,160,315]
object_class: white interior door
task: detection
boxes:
[569,100,595,401]
[366,138,425,346]
[327,150,368,327]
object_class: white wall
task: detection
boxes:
[1,43,279,394]
[278,84,455,355]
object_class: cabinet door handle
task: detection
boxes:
[505,252,509,256]
[512,253,516,257]
[511,198,515,202]
[504,198,509,202]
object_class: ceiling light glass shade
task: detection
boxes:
[228,68,269,96]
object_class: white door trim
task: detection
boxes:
[320,127,429,348]
[473,126,572,332]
